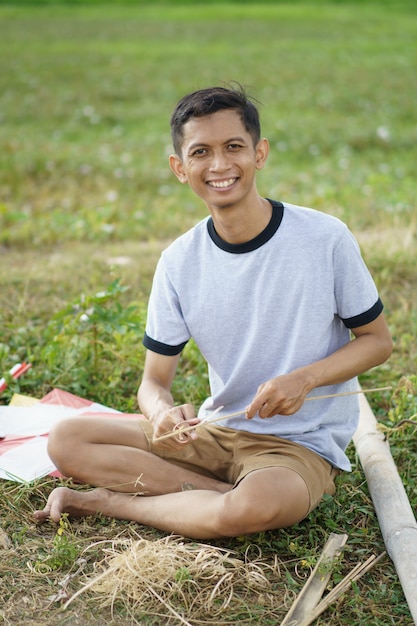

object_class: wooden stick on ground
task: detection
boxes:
[293,551,386,626]
[281,536,385,626]
[280,533,348,626]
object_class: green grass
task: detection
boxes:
[1,2,416,246]
[0,2,417,624]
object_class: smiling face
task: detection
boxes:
[169,109,269,214]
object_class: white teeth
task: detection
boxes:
[209,178,236,188]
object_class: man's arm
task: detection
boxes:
[137,350,197,440]
[246,312,393,419]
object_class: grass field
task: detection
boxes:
[1,2,417,624]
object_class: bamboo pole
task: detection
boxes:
[353,392,417,623]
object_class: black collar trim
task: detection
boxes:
[207,199,284,253]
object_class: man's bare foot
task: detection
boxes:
[33,486,109,523]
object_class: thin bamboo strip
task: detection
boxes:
[154,386,392,443]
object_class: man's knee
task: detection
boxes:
[47,418,86,477]
[212,469,311,536]
[213,491,285,537]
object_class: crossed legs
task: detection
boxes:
[33,416,310,539]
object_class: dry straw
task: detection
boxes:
[65,535,287,624]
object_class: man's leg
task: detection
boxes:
[34,466,310,539]
[46,416,231,495]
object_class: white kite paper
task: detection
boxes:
[0,389,130,483]
[0,402,120,438]
[0,436,55,483]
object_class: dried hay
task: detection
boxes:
[65,534,287,624]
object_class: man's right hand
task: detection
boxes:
[152,403,198,445]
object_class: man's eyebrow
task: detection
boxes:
[186,142,209,152]
[186,136,248,152]
[224,136,247,144]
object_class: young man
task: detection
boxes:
[34,86,392,539]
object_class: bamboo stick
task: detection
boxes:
[154,410,246,442]
[280,533,348,626]
[353,392,417,624]
[292,552,386,626]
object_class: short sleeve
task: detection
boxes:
[143,254,191,354]
[333,227,381,323]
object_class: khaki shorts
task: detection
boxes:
[140,421,340,514]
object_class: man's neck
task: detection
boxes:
[209,197,272,244]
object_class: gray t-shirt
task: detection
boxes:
[144,200,383,470]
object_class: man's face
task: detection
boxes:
[169,109,268,211]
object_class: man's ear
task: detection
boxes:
[255,138,269,170]
[169,154,188,184]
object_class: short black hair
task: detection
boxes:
[170,85,261,156]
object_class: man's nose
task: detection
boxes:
[209,151,230,172]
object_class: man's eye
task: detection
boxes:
[228,143,242,150]
[191,148,207,156]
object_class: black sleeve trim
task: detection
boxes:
[143,332,187,356]
[341,298,384,329]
